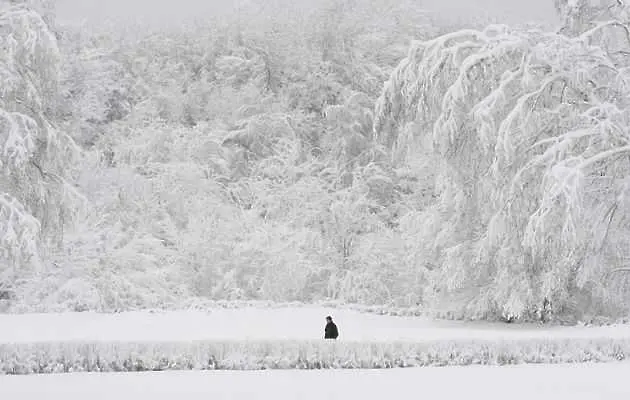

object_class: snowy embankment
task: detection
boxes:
[2,307,630,374]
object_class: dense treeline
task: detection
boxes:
[1,0,629,323]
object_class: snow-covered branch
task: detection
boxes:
[374,14,630,320]
[1,4,80,281]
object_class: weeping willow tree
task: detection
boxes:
[0,3,80,292]
[374,0,630,320]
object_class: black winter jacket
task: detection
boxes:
[325,321,339,339]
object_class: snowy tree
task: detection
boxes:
[2,0,476,310]
[0,4,80,288]
[374,3,630,320]
[555,0,629,35]
[56,28,135,148]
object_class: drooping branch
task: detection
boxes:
[373,14,630,319]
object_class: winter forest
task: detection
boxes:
[1,0,630,324]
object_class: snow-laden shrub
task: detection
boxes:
[1,337,629,374]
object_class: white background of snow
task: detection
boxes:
[54,0,559,26]
[2,307,630,343]
[1,362,629,399]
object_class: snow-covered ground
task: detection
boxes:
[1,363,629,400]
[3,308,630,374]
[2,307,630,344]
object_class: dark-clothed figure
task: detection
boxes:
[324,315,339,339]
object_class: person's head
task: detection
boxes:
[326,316,333,323]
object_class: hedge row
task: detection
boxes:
[1,337,628,374]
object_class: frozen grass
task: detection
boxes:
[1,308,630,374]
[0,337,629,374]
[1,363,630,400]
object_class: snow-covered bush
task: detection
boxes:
[1,336,629,374]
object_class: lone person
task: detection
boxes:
[324,315,339,339]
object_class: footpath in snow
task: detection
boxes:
[2,307,630,374]
[2,307,630,343]
[1,363,629,400]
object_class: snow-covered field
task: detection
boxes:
[2,363,629,400]
[2,307,630,343]
[2,307,630,374]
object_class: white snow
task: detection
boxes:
[1,307,629,344]
[1,362,629,400]
[54,0,558,27]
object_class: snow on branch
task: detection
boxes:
[0,109,38,169]
[0,193,41,273]
[0,3,60,108]
[374,15,630,320]
[0,4,79,279]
